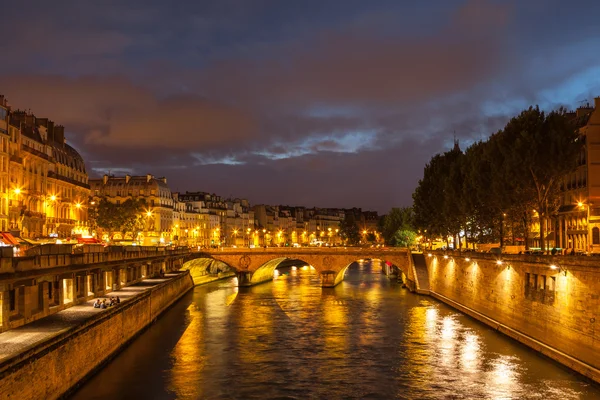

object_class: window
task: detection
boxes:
[538,275,546,290]
[593,227,600,245]
[547,276,556,292]
[9,289,15,311]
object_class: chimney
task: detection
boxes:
[103,174,109,184]
[54,126,65,145]
[595,97,600,110]
[47,120,55,140]
[146,174,153,183]
[125,174,131,184]
[25,114,35,127]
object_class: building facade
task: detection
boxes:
[556,98,600,253]
[90,174,176,244]
[0,97,90,239]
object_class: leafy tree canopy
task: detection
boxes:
[381,207,414,244]
[393,229,417,248]
[94,197,148,237]
[339,213,360,245]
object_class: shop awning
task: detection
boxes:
[77,237,101,244]
[0,232,19,246]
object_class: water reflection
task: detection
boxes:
[168,303,205,399]
[71,261,600,400]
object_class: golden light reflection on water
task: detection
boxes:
[321,293,348,352]
[273,271,321,324]
[237,284,274,366]
[225,287,238,306]
[460,332,481,373]
[168,303,205,399]
[439,316,457,368]
[97,262,600,400]
[485,355,520,399]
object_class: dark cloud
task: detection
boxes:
[1,0,600,212]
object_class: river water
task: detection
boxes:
[71,261,600,399]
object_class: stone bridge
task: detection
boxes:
[180,247,415,287]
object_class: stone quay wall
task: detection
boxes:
[425,252,600,382]
[0,271,194,400]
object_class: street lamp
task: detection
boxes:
[578,201,590,253]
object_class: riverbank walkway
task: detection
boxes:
[0,273,182,368]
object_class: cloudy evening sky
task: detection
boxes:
[1,0,600,213]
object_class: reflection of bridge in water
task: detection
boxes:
[180,247,428,289]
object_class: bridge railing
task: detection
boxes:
[201,246,409,253]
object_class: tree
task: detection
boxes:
[339,213,360,245]
[381,207,414,244]
[393,229,417,248]
[497,107,582,251]
[95,197,147,240]
[413,148,463,245]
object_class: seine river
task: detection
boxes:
[71,261,600,399]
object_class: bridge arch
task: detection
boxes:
[181,256,235,284]
[179,249,414,288]
[332,258,405,287]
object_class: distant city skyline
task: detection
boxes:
[1,0,600,213]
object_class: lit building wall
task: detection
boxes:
[2,104,90,239]
[90,174,172,243]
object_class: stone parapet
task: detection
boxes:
[425,252,600,383]
[0,271,194,400]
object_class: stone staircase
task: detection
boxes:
[411,253,430,294]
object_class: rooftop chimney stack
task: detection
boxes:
[54,126,65,145]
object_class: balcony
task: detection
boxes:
[9,154,23,164]
[46,217,76,225]
[47,171,90,190]
[22,145,51,161]
[22,211,46,219]
[566,224,588,235]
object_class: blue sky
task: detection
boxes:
[1,0,600,213]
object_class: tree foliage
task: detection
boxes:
[412,106,582,250]
[393,229,417,248]
[339,213,360,245]
[382,207,413,241]
[94,197,148,238]
[381,207,415,244]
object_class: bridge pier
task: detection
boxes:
[236,271,253,286]
[321,270,338,288]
